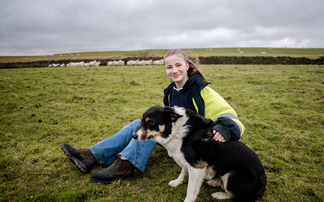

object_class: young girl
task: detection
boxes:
[61,49,245,184]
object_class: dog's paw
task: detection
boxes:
[211,192,233,200]
[184,198,195,202]
[168,179,182,187]
[206,178,222,187]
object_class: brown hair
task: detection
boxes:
[163,49,208,81]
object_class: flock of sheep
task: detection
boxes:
[48,59,164,67]
[48,60,100,67]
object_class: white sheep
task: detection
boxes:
[89,60,96,66]
[137,60,144,66]
[127,60,138,66]
[113,61,121,66]
[70,62,84,67]
[142,60,152,65]
[153,60,164,65]
[107,60,123,66]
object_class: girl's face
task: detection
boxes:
[164,54,189,89]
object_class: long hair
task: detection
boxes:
[163,49,208,81]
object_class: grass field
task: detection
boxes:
[1,47,324,63]
[0,64,323,201]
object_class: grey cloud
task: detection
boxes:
[0,0,323,56]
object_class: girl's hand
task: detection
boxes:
[213,130,225,142]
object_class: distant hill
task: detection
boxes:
[1,48,323,63]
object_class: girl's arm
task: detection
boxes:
[201,86,245,142]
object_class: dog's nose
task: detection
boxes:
[132,133,138,140]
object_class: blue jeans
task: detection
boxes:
[89,119,157,173]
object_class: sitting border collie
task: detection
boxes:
[132,106,266,202]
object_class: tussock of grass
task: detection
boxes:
[0,65,323,201]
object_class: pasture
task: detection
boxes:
[0,64,323,201]
[1,47,324,63]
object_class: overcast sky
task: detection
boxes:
[1,0,323,56]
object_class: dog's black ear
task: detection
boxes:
[170,113,182,122]
[164,106,183,122]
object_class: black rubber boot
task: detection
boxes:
[61,143,96,173]
[91,155,134,184]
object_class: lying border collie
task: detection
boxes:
[132,106,267,202]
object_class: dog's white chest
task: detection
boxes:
[167,148,188,168]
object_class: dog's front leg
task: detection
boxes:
[169,167,188,187]
[184,167,206,202]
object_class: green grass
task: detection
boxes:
[0,64,323,201]
[1,47,324,62]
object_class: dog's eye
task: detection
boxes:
[147,120,154,126]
